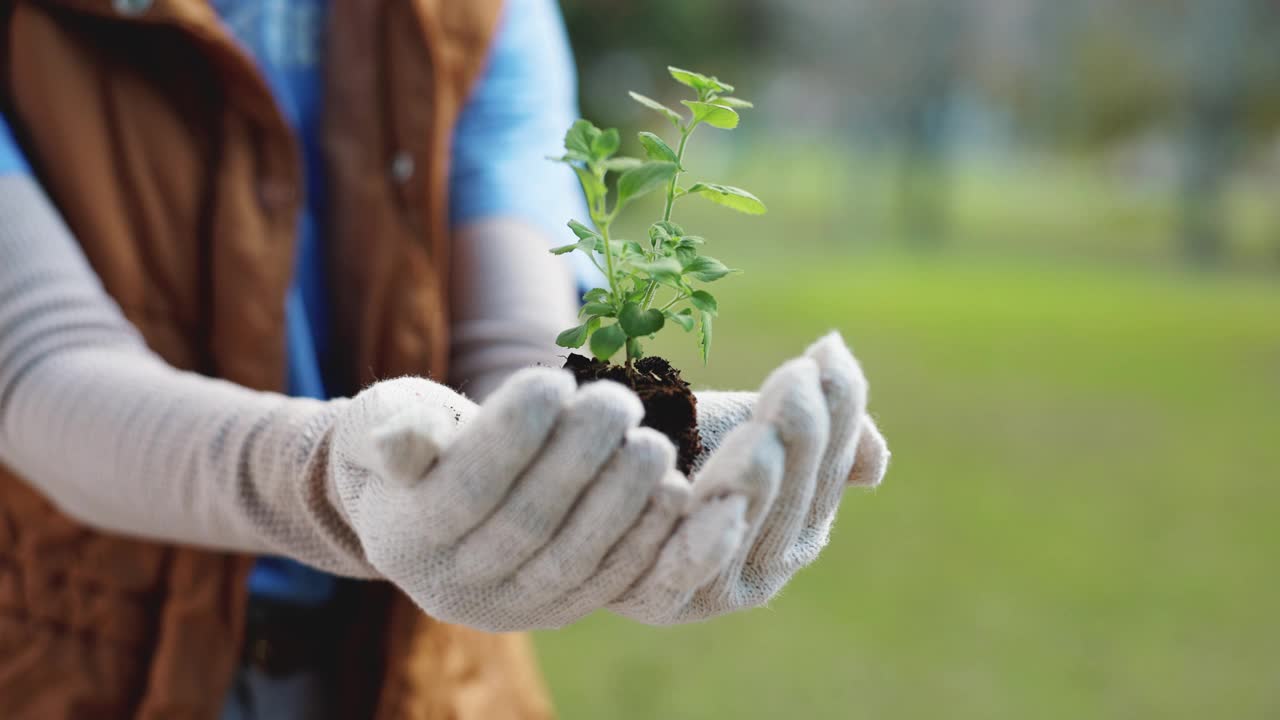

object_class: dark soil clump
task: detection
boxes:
[563,354,702,475]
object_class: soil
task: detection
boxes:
[563,354,702,475]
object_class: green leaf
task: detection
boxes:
[551,235,599,256]
[668,66,734,95]
[674,246,698,266]
[568,219,600,241]
[684,255,734,282]
[649,220,688,249]
[682,101,739,130]
[580,301,615,318]
[582,287,609,303]
[556,316,601,349]
[637,132,679,164]
[617,162,678,207]
[564,119,597,157]
[677,235,706,248]
[589,322,626,361]
[689,290,718,315]
[686,182,767,214]
[618,302,665,336]
[629,92,683,127]
[667,66,709,89]
[648,222,672,247]
[573,166,606,206]
[631,257,684,284]
[665,308,695,331]
[660,277,693,294]
[716,97,754,109]
[698,311,714,364]
[592,128,620,159]
[548,152,590,164]
[566,221,602,253]
[655,220,685,236]
[603,157,643,172]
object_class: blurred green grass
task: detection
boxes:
[531,152,1280,718]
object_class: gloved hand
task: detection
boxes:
[604,332,890,625]
[327,368,720,632]
[328,332,886,631]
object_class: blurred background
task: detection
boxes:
[533,1,1280,718]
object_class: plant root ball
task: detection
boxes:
[563,354,702,476]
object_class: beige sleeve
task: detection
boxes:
[0,180,578,576]
[448,217,581,401]
[0,176,375,576]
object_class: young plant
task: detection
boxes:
[549,66,766,370]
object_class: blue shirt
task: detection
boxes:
[0,0,589,605]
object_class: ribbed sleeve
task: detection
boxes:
[0,175,376,577]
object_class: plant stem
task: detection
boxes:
[640,127,695,312]
[640,279,660,311]
[659,293,690,312]
[602,220,640,368]
[598,221,619,302]
[661,128,693,222]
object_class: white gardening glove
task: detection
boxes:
[327,333,885,631]
[604,332,890,625]
[328,367,704,632]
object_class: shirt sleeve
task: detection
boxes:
[0,174,378,577]
[0,115,33,176]
[448,0,601,289]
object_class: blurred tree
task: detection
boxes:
[561,0,1280,266]
[1064,7,1181,147]
[890,0,972,250]
[563,0,1280,149]
[1177,0,1256,266]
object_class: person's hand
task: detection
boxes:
[604,332,890,625]
[324,332,887,632]
[327,368,698,631]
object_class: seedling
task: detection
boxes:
[549,66,766,371]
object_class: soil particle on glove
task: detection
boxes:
[563,354,702,476]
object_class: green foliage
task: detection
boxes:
[549,67,765,365]
[696,310,713,364]
[628,92,682,128]
[667,66,734,96]
[683,255,734,282]
[689,290,718,315]
[619,302,666,336]
[588,322,627,360]
[555,317,600,349]
[637,132,680,164]
[665,307,696,331]
[681,101,740,129]
[617,162,679,207]
[685,182,767,215]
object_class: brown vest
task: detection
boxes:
[0,1,553,717]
